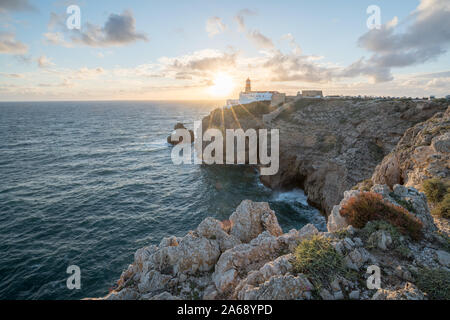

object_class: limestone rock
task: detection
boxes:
[327,190,361,232]
[436,250,450,267]
[171,232,221,274]
[372,283,426,300]
[372,106,450,189]
[138,270,171,294]
[349,290,360,300]
[148,292,180,300]
[230,200,283,243]
[431,132,450,153]
[368,230,392,251]
[238,274,312,300]
[197,217,241,252]
[104,288,139,300]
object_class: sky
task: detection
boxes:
[0,0,449,101]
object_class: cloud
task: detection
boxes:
[0,72,25,78]
[68,67,106,80]
[38,79,74,88]
[43,31,72,47]
[0,0,35,13]
[234,9,256,32]
[247,30,274,49]
[263,51,334,83]
[37,55,55,68]
[0,32,28,54]
[206,17,226,37]
[282,33,302,55]
[415,70,450,78]
[348,0,450,82]
[160,49,237,75]
[234,9,274,50]
[45,10,148,48]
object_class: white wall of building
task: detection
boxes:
[239,92,273,104]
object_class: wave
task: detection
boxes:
[272,188,309,206]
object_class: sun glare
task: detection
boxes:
[209,73,234,97]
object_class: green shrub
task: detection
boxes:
[362,220,401,243]
[360,179,374,192]
[431,193,450,219]
[293,236,344,286]
[390,192,416,213]
[422,178,447,203]
[415,268,450,300]
[340,192,423,240]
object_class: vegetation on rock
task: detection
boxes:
[293,236,344,286]
[415,267,450,300]
[423,178,448,204]
[423,178,450,219]
[340,192,423,240]
[432,193,450,219]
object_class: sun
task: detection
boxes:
[208,73,234,97]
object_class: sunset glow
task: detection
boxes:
[208,74,235,97]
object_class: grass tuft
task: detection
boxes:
[293,236,344,287]
[415,268,450,300]
[422,178,448,204]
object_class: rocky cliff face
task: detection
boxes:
[96,185,449,300]
[260,98,448,215]
[371,106,449,189]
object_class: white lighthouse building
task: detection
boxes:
[224,78,285,108]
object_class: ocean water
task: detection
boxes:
[0,101,325,300]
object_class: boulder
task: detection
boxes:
[327,190,360,232]
[237,274,312,300]
[196,217,241,252]
[431,132,450,153]
[435,250,450,267]
[368,230,392,251]
[230,200,283,243]
[167,123,195,145]
[372,283,426,300]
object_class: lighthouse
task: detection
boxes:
[245,78,251,93]
[224,77,285,108]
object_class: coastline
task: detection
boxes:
[95,99,450,300]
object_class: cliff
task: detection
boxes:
[371,106,449,190]
[201,98,447,215]
[98,185,449,300]
[260,98,448,215]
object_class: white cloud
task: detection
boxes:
[37,55,55,68]
[246,30,274,49]
[0,32,28,54]
[206,17,226,37]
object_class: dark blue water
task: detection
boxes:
[0,101,325,300]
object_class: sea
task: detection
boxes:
[0,101,326,299]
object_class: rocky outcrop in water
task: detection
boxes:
[96,185,449,300]
[167,123,194,145]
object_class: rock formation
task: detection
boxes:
[167,123,195,145]
[260,98,448,215]
[371,106,449,189]
[96,185,449,300]
[201,98,447,215]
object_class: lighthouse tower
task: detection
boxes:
[245,78,251,93]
